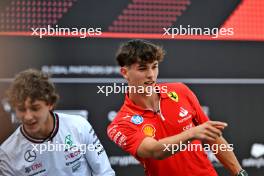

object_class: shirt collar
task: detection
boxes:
[122,84,169,115]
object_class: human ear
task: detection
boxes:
[120,67,128,80]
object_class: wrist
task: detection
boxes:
[185,128,195,141]
[236,169,248,176]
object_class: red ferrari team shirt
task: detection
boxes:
[107,83,218,176]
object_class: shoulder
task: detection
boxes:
[158,82,193,100]
[56,112,90,128]
[0,126,25,158]
[108,110,139,128]
[158,82,190,92]
[107,109,140,130]
[107,111,145,146]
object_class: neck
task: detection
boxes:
[129,92,160,112]
[40,112,54,138]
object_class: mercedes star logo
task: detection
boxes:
[24,150,37,162]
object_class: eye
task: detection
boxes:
[138,67,147,71]
[17,107,26,112]
[152,65,158,69]
[31,106,40,111]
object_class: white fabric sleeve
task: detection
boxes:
[0,148,16,176]
[81,120,115,176]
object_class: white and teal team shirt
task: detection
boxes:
[0,112,115,176]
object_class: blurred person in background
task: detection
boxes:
[0,69,115,176]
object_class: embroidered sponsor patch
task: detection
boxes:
[142,124,156,137]
[131,115,144,125]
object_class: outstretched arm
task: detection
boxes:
[137,121,227,160]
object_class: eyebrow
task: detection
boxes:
[137,61,158,67]
[138,64,147,67]
[30,103,41,107]
[139,62,158,67]
[17,105,25,110]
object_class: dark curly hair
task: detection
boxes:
[116,39,165,67]
[6,69,59,108]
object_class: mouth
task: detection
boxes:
[24,122,38,128]
[144,81,155,85]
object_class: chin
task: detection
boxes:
[25,124,39,134]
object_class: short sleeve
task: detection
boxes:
[107,120,146,157]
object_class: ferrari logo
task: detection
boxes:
[167,91,179,102]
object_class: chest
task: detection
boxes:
[14,132,88,176]
[140,98,198,139]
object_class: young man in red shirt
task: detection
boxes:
[107,39,248,176]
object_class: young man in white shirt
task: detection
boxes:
[0,69,115,176]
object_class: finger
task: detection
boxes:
[204,130,219,140]
[202,134,216,142]
[208,121,228,127]
[213,125,226,130]
[206,125,222,137]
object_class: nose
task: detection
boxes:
[146,68,154,79]
[23,109,34,122]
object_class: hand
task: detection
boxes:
[189,121,228,142]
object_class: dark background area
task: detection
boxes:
[0,0,263,175]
